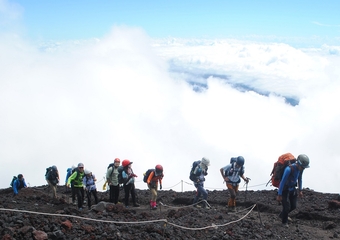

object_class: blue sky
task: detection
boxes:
[1,0,340,194]
[7,0,340,46]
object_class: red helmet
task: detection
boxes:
[114,158,120,163]
[155,164,163,174]
[122,159,132,167]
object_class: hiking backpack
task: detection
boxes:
[143,169,155,183]
[230,157,237,164]
[117,166,125,185]
[10,176,17,187]
[269,153,296,188]
[45,167,59,185]
[189,160,207,181]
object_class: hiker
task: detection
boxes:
[277,154,310,228]
[67,163,85,210]
[12,174,27,196]
[83,169,99,210]
[65,166,74,193]
[106,158,121,204]
[146,165,164,209]
[220,156,249,211]
[191,157,210,209]
[121,159,140,208]
[45,165,60,198]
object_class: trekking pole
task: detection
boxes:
[244,178,251,202]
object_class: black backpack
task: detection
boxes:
[117,166,125,185]
[143,169,155,183]
[10,176,17,187]
[45,167,59,185]
[189,160,206,181]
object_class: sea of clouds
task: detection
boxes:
[1,4,340,194]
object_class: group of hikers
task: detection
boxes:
[11,153,310,228]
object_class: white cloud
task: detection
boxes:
[1,23,340,195]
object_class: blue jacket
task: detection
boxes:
[13,179,27,195]
[278,163,302,195]
[65,168,72,184]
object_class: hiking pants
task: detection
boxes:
[148,185,158,202]
[124,183,137,206]
[193,183,208,203]
[71,183,76,203]
[280,189,297,224]
[109,185,120,204]
[74,187,84,209]
[227,183,239,207]
[47,180,57,198]
[86,189,99,209]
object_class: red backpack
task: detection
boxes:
[268,153,296,188]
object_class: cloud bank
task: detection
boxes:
[1,21,340,194]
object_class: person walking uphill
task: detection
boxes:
[121,159,140,208]
[12,174,27,196]
[106,158,121,204]
[45,165,60,199]
[146,165,164,210]
[220,156,249,212]
[67,163,85,210]
[83,169,99,210]
[277,154,310,228]
[190,157,210,209]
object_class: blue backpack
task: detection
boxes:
[189,160,208,181]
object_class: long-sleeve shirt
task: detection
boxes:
[83,174,97,191]
[278,163,302,195]
[221,163,244,184]
[106,166,119,186]
[13,179,27,195]
[122,167,135,185]
[146,171,163,185]
[67,170,85,188]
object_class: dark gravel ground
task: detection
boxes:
[1,185,340,239]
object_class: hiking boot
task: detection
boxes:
[278,214,292,222]
[133,203,140,207]
[228,207,236,212]
[282,223,289,228]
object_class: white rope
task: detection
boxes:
[0,203,257,231]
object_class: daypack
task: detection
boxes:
[189,160,207,181]
[45,167,59,185]
[230,157,237,164]
[143,169,155,183]
[10,176,17,187]
[117,166,125,185]
[269,153,296,188]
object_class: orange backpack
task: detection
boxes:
[269,153,296,188]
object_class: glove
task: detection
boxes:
[160,184,162,190]
[66,183,70,188]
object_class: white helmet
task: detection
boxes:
[84,169,91,175]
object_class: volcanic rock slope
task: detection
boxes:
[0,186,340,239]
